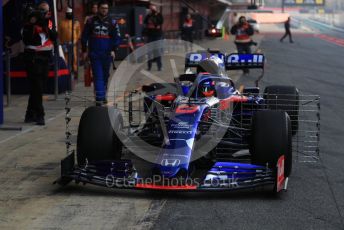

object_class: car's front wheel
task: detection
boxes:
[264,85,299,135]
[250,110,292,177]
[77,106,123,166]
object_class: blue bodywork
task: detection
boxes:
[148,71,264,178]
[154,104,207,177]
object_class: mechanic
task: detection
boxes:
[143,4,164,71]
[280,17,294,43]
[58,7,81,77]
[81,0,121,105]
[230,16,254,74]
[22,1,57,125]
[181,14,194,51]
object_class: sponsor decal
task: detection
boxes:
[189,53,204,63]
[226,54,264,65]
[168,130,192,134]
[161,159,181,167]
[171,121,192,129]
[187,52,225,65]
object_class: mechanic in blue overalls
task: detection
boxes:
[81,0,121,105]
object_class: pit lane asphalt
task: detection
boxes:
[152,34,344,230]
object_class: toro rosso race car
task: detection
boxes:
[56,50,320,194]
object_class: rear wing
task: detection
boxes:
[185,51,225,68]
[225,53,265,70]
[185,52,265,86]
[186,52,265,69]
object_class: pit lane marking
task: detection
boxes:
[314,34,344,48]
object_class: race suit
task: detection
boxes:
[81,15,121,102]
[230,22,254,54]
[230,22,254,73]
[22,18,57,121]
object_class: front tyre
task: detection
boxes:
[264,85,299,135]
[77,106,123,166]
[250,110,292,177]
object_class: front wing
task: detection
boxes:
[55,152,287,193]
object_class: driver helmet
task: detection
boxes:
[199,79,216,97]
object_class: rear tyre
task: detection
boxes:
[250,110,292,177]
[77,106,123,166]
[264,85,299,135]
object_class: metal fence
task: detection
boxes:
[64,88,320,165]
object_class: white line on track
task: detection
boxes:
[170,59,179,79]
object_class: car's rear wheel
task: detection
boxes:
[264,85,299,135]
[77,106,123,166]
[250,110,292,177]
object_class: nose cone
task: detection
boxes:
[160,166,181,178]
[153,162,188,179]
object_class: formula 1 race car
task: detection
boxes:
[56,50,320,194]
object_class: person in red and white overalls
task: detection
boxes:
[22,1,57,125]
[230,16,254,74]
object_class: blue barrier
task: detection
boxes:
[0,5,4,124]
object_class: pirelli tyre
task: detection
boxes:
[264,85,299,135]
[250,110,292,177]
[77,106,123,166]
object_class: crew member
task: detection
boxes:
[181,14,193,51]
[22,1,57,125]
[230,16,254,74]
[81,0,121,105]
[143,4,164,71]
[280,17,294,43]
